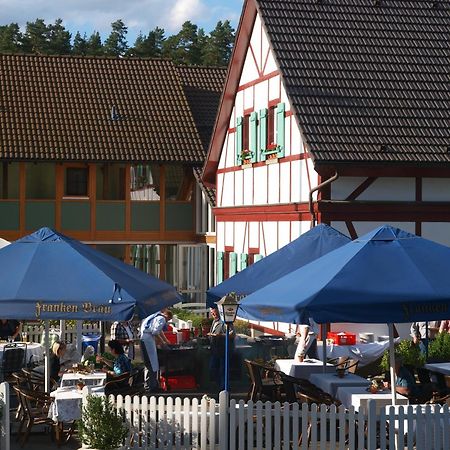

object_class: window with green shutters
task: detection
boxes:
[254,254,263,263]
[217,251,224,284]
[259,108,268,162]
[240,253,248,271]
[275,102,285,158]
[235,117,243,165]
[249,112,258,163]
[229,252,238,276]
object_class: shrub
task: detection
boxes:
[380,339,425,372]
[428,332,450,361]
[234,319,250,335]
[78,395,128,450]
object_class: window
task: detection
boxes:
[26,163,55,199]
[96,164,125,200]
[130,164,160,201]
[130,244,160,277]
[242,114,250,151]
[65,168,88,196]
[267,106,276,146]
[0,162,19,199]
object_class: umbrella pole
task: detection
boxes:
[388,323,397,406]
[322,325,327,373]
[44,320,50,392]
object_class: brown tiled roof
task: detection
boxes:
[256,0,450,165]
[193,166,215,206]
[177,66,227,152]
[0,54,205,162]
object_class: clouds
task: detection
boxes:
[0,0,241,42]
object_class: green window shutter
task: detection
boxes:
[217,251,224,284]
[236,116,243,165]
[276,102,285,158]
[254,254,263,263]
[230,252,238,276]
[259,108,268,162]
[250,112,258,163]
[240,253,248,271]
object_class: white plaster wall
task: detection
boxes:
[218,137,227,170]
[278,222,291,249]
[268,75,280,101]
[216,221,225,252]
[243,169,253,205]
[329,222,351,238]
[234,170,244,206]
[261,221,278,255]
[300,159,311,202]
[267,163,280,204]
[229,106,235,129]
[299,221,311,236]
[250,14,262,71]
[422,222,450,246]
[254,80,269,113]
[332,221,416,238]
[279,163,291,203]
[221,172,234,207]
[249,222,259,249]
[234,91,244,122]
[234,222,247,254]
[244,86,254,111]
[283,115,292,157]
[225,134,235,169]
[331,177,366,200]
[253,165,268,205]
[422,178,450,201]
[291,221,301,240]
[224,221,234,248]
[291,160,301,202]
[216,173,224,207]
[291,121,302,155]
[240,48,259,85]
[264,48,278,74]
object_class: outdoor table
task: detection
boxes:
[60,371,106,387]
[316,340,393,367]
[275,358,334,380]
[0,341,44,365]
[336,386,408,412]
[424,362,450,376]
[309,372,370,398]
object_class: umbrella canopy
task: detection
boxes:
[0,227,181,321]
[0,238,10,249]
[240,225,450,324]
[207,224,350,306]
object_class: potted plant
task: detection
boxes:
[201,317,213,337]
[240,149,253,164]
[262,142,280,160]
[78,395,128,450]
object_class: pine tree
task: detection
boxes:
[73,32,88,56]
[0,23,24,54]
[48,19,71,55]
[103,19,128,57]
[128,27,165,58]
[202,20,235,66]
[23,19,50,54]
[162,21,202,65]
[86,31,103,56]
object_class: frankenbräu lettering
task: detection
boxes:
[402,302,448,320]
[35,301,111,318]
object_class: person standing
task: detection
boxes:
[439,320,450,334]
[110,321,135,360]
[410,321,440,353]
[294,318,319,362]
[208,307,234,392]
[140,309,173,392]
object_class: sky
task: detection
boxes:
[0,0,243,44]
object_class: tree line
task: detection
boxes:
[0,18,235,66]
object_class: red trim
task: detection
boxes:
[262,42,270,74]
[345,177,377,201]
[248,322,285,337]
[249,42,262,77]
[225,245,234,252]
[345,222,358,239]
[248,247,259,254]
[237,70,280,92]
[268,98,280,107]
[228,127,236,133]
[202,0,257,187]
[214,203,312,222]
[217,152,310,174]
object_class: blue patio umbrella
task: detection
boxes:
[207,224,350,307]
[240,225,450,325]
[0,227,182,321]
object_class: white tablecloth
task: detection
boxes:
[309,373,370,397]
[61,372,106,387]
[49,386,104,422]
[424,362,450,375]
[316,340,394,367]
[336,386,408,412]
[275,359,334,380]
[0,342,44,365]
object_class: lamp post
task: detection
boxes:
[216,293,239,392]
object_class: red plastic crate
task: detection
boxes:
[160,375,197,391]
[327,332,356,346]
[163,332,178,344]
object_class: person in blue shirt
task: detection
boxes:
[96,340,131,376]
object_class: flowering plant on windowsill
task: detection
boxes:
[262,142,281,155]
[240,149,253,162]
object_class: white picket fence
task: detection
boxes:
[0,382,10,450]
[23,323,100,344]
[111,391,450,450]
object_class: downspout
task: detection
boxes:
[309,172,339,228]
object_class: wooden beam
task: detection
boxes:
[345,177,377,201]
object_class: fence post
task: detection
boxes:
[0,382,10,450]
[219,390,229,450]
[367,399,377,450]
